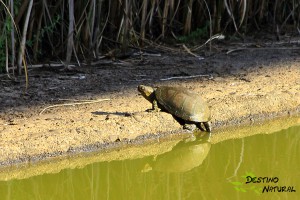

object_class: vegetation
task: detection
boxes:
[0,0,299,74]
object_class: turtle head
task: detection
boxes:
[138,85,156,103]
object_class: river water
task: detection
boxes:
[0,124,299,200]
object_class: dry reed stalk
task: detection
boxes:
[5,36,8,73]
[33,3,44,61]
[258,0,266,23]
[9,0,16,74]
[184,0,194,35]
[17,0,32,76]
[140,0,148,41]
[202,0,212,50]
[89,0,96,54]
[118,0,132,52]
[239,0,247,28]
[161,0,170,38]
[169,0,181,28]
[14,0,29,24]
[280,2,300,30]
[66,0,74,65]
[224,0,238,32]
[148,0,156,37]
[92,0,104,58]
[1,0,300,73]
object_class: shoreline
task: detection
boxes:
[0,115,299,181]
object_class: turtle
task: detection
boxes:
[138,85,211,132]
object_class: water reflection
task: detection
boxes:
[142,134,211,173]
[0,125,299,200]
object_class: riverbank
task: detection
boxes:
[1,39,300,167]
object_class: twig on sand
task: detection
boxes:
[193,34,225,51]
[182,44,204,60]
[226,47,300,54]
[39,99,111,115]
[160,74,211,81]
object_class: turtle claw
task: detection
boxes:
[146,107,160,112]
[146,108,155,112]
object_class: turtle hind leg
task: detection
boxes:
[172,115,196,131]
[203,122,212,132]
[183,124,197,131]
[172,115,185,125]
[195,122,211,132]
[196,123,205,132]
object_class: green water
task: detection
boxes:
[0,125,299,200]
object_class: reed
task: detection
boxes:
[0,0,299,74]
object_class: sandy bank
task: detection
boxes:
[1,44,300,167]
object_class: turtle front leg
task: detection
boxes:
[151,99,160,112]
[146,100,160,112]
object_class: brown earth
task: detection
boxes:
[0,37,300,167]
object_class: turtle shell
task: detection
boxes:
[155,86,211,122]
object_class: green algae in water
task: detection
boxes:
[0,125,299,200]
